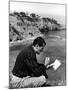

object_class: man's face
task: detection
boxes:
[35,44,45,54]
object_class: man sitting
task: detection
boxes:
[10,37,51,88]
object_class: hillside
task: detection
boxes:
[9,11,64,42]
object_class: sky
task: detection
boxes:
[10,1,66,25]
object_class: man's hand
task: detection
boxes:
[45,57,50,66]
[46,63,54,69]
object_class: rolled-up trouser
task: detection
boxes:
[9,74,46,88]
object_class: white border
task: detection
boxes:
[0,0,67,90]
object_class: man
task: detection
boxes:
[10,37,52,88]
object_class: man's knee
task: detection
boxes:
[40,75,46,83]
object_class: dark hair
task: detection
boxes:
[33,37,46,46]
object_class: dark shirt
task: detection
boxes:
[12,45,48,78]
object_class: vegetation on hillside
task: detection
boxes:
[9,11,64,42]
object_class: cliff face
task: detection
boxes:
[9,12,62,42]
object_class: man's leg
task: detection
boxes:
[9,74,46,88]
[20,75,46,88]
[9,74,23,88]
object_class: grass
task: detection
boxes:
[9,31,66,88]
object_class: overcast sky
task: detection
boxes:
[10,1,66,25]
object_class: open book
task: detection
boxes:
[52,59,61,70]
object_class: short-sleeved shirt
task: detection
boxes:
[12,45,48,78]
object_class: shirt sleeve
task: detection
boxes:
[24,53,48,78]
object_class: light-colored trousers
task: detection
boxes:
[9,74,46,88]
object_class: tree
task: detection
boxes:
[30,13,36,18]
[20,12,26,17]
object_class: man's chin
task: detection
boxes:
[36,51,40,54]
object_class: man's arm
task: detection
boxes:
[24,58,48,78]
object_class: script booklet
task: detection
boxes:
[53,59,61,70]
